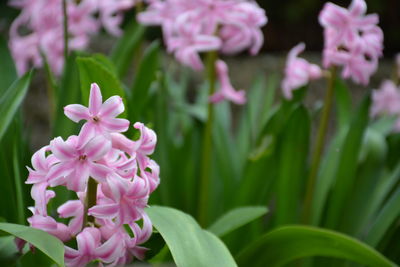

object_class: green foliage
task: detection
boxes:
[0,223,65,267]
[146,206,237,267]
[236,225,396,267]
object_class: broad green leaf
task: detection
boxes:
[366,185,400,247]
[0,223,64,267]
[235,225,396,267]
[146,206,237,267]
[128,41,160,121]
[208,207,268,237]
[325,95,371,229]
[0,71,32,142]
[275,105,310,225]
[110,21,145,78]
[76,56,126,116]
[0,36,18,94]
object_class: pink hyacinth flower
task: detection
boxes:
[210,60,246,105]
[167,19,221,71]
[47,135,112,192]
[319,0,383,85]
[281,43,322,99]
[371,80,400,117]
[89,174,149,225]
[97,0,137,36]
[64,83,130,148]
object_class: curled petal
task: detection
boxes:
[64,104,90,123]
[85,136,112,161]
[50,137,76,160]
[88,203,119,219]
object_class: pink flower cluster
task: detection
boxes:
[281,43,322,99]
[319,0,383,85]
[138,0,267,105]
[371,80,400,132]
[9,0,136,75]
[23,83,160,266]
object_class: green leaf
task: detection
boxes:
[0,223,64,267]
[235,225,396,267]
[76,57,126,116]
[334,78,352,130]
[128,41,160,121]
[146,206,237,267]
[0,71,32,142]
[0,36,18,94]
[366,184,400,247]
[275,105,310,225]
[110,21,145,78]
[325,95,371,229]
[208,207,268,237]
[53,53,81,139]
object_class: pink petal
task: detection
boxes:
[84,136,111,160]
[89,83,103,115]
[46,162,74,185]
[31,147,47,172]
[97,232,125,263]
[77,122,96,149]
[50,137,76,160]
[99,96,125,118]
[64,104,90,123]
[88,204,119,219]
[88,162,111,183]
[101,118,130,133]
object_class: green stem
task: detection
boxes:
[302,67,336,224]
[62,0,69,64]
[83,178,98,227]
[198,51,218,227]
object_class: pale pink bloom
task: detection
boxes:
[371,80,400,117]
[24,83,159,265]
[167,20,221,70]
[210,60,246,105]
[138,0,267,70]
[319,0,383,84]
[64,227,124,267]
[281,43,322,99]
[96,0,137,36]
[64,83,130,147]
[47,135,112,192]
[89,174,149,225]
[9,0,134,75]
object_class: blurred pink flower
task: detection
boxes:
[281,43,322,99]
[64,83,130,148]
[371,80,400,117]
[319,0,383,85]
[138,0,267,69]
[210,60,246,105]
[9,0,134,75]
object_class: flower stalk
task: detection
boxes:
[198,50,218,227]
[303,67,336,223]
[83,178,97,227]
[62,0,69,64]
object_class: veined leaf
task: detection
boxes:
[146,206,237,267]
[0,71,32,142]
[0,223,64,267]
[235,225,396,267]
[208,206,268,237]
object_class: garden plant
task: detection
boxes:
[0,0,399,266]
